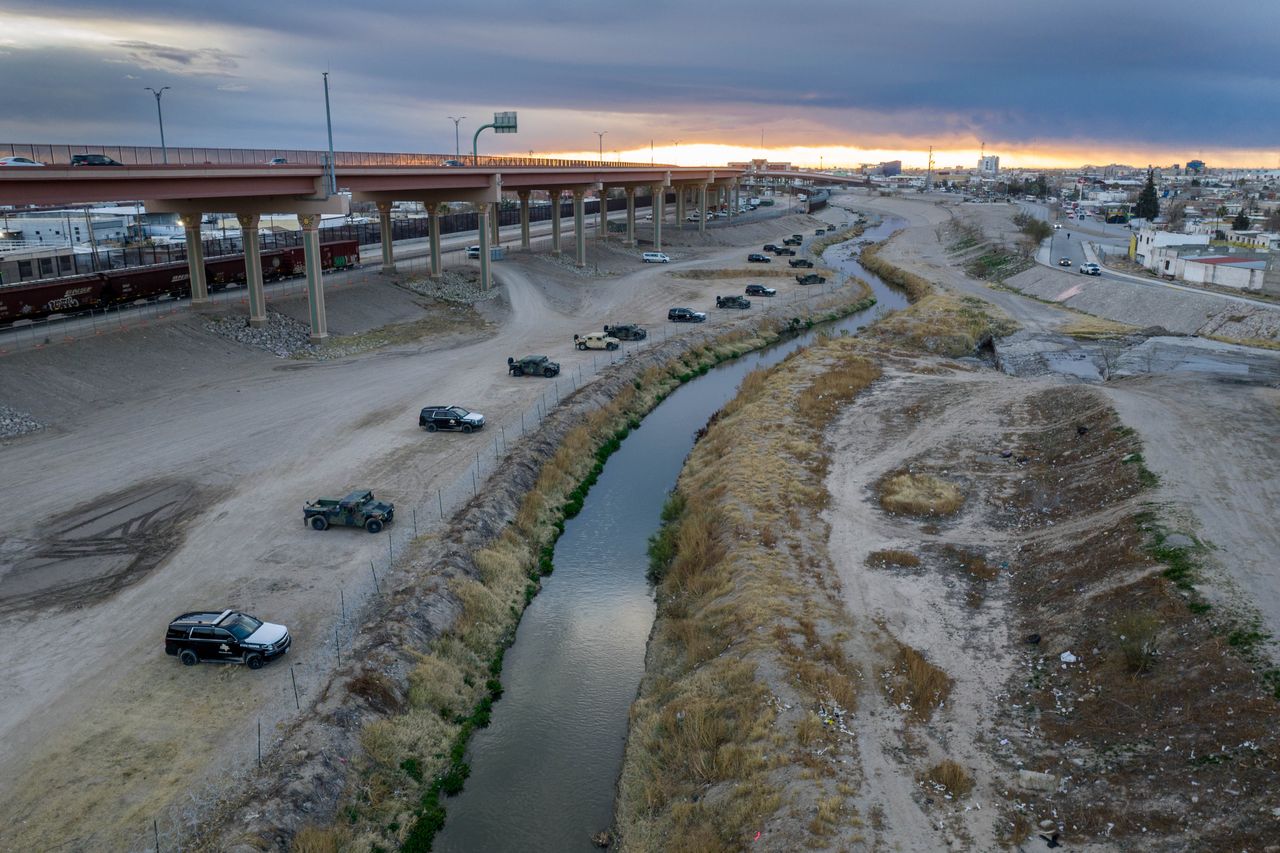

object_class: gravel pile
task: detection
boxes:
[403,269,502,303]
[205,311,320,359]
[0,405,44,440]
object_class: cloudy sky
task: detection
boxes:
[2,0,1277,168]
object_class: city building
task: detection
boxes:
[978,155,999,176]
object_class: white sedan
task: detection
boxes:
[0,156,45,167]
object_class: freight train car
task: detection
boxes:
[0,240,359,326]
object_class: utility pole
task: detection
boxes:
[322,72,336,195]
[926,145,934,191]
[448,116,466,160]
[595,131,607,163]
[145,86,170,164]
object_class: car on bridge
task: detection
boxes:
[747,253,771,263]
[304,490,395,533]
[266,157,288,165]
[716,295,752,309]
[508,354,561,377]
[1080,263,1102,276]
[575,331,621,351]
[70,154,123,167]
[668,307,707,323]
[0,156,44,167]
[419,405,486,433]
[745,284,777,297]
[603,323,647,341]
[165,609,291,669]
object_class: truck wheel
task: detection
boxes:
[310,516,328,531]
[544,367,556,377]
[245,653,264,670]
[512,367,523,376]
[366,519,384,534]
[462,424,473,434]
[426,423,438,432]
[179,649,198,666]
[606,342,618,351]
[577,342,587,350]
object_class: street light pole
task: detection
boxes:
[322,72,336,195]
[145,86,170,164]
[448,116,466,160]
[595,131,607,164]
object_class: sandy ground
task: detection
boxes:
[0,208,839,850]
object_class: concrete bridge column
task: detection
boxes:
[733,183,740,219]
[490,201,501,245]
[624,186,636,247]
[598,187,608,239]
[518,190,531,249]
[182,216,209,304]
[550,188,563,255]
[698,184,708,234]
[676,188,685,229]
[650,184,663,251]
[428,204,442,278]
[376,201,396,273]
[237,213,267,327]
[299,214,328,342]
[475,203,492,291]
[572,188,587,267]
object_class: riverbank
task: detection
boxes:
[614,208,1279,850]
[186,274,875,850]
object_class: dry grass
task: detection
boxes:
[291,825,351,853]
[1056,315,1140,340]
[796,355,880,421]
[881,641,954,723]
[878,472,964,517]
[669,266,835,280]
[866,549,922,568]
[1115,610,1161,674]
[1203,332,1280,350]
[860,240,932,301]
[921,759,974,798]
[870,292,1018,357]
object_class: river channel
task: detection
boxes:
[435,213,908,852]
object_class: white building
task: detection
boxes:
[1132,228,1209,268]
[978,155,1000,176]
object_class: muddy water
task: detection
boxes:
[435,215,908,852]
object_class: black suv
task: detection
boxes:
[70,154,124,167]
[165,609,291,669]
[419,405,485,433]
[745,284,776,297]
[747,253,771,263]
[668,307,707,323]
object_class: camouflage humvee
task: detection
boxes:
[795,274,827,285]
[507,355,561,377]
[304,490,395,533]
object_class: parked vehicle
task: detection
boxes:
[747,253,771,263]
[795,274,827,285]
[419,405,485,433]
[788,259,814,268]
[0,156,44,167]
[1080,262,1102,276]
[466,246,481,259]
[70,154,123,167]
[716,294,751,309]
[0,240,359,326]
[641,252,670,263]
[774,248,796,256]
[791,234,803,242]
[304,490,395,533]
[603,323,647,341]
[782,237,802,246]
[762,244,779,252]
[748,197,761,206]
[575,331,621,351]
[745,284,776,297]
[165,609,291,669]
[507,354,561,377]
[668,307,707,323]
[814,228,825,235]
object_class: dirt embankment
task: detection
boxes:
[617,220,1280,850]
[187,285,877,852]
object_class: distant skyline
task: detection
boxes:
[2,0,1277,169]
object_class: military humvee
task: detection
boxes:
[716,294,752,309]
[304,490,395,533]
[795,274,827,285]
[507,355,561,377]
[603,323,647,341]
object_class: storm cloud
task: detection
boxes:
[1,0,1276,163]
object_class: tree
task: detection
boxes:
[1134,169,1160,220]
[1266,208,1280,232]
[1166,202,1187,230]
[1232,208,1251,231]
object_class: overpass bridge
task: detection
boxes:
[0,145,745,340]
